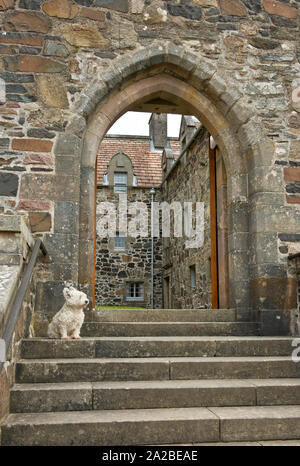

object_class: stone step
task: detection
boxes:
[82,322,259,337]
[10,379,300,413]
[85,309,236,322]
[155,440,300,446]
[1,407,219,446]
[15,357,300,383]
[3,405,300,445]
[209,406,300,443]
[21,337,294,359]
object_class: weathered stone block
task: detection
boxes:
[229,202,249,234]
[194,0,217,5]
[205,73,227,101]
[12,139,53,153]
[249,232,278,266]
[4,56,66,73]
[36,75,69,109]
[42,0,79,19]
[0,72,34,83]
[4,11,51,33]
[43,40,69,58]
[284,168,300,182]
[56,156,80,176]
[66,115,86,138]
[219,0,247,16]
[251,277,297,311]
[94,0,129,12]
[0,0,14,10]
[28,212,51,233]
[278,233,300,243]
[249,37,279,50]
[110,18,138,50]
[131,0,144,13]
[43,233,79,264]
[248,166,282,196]
[61,24,109,48]
[250,204,300,234]
[27,128,55,139]
[0,44,18,55]
[74,0,93,5]
[24,153,54,166]
[0,138,10,150]
[262,0,298,19]
[20,174,79,202]
[7,94,37,103]
[80,7,105,21]
[54,201,79,235]
[228,250,249,281]
[0,32,43,46]
[19,0,40,9]
[0,172,18,197]
[54,134,81,157]
[167,3,202,19]
[143,1,168,24]
[17,200,52,211]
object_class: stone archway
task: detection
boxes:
[63,43,295,333]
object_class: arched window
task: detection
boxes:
[107,151,135,190]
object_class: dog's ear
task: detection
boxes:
[63,287,72,300]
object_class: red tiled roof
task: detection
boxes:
[97,136,181,187]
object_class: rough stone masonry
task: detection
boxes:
[0,0,299,335]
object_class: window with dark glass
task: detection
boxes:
[114,232,126,250]
[190,265,196,291]
[126,282,144,301]
[114,172,127,193]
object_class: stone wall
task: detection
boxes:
[0,0,298,333]
[95,186,163,308]
[0,215,38,423]
[161,128,211,309]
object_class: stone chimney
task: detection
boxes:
[162,148,175,177]
[149,113,168,149]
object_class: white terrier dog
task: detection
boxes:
[48,286,89,339]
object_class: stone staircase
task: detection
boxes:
[2,308,300,446]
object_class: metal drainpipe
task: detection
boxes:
[150,187,156,309]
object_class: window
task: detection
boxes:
[114,172,127,193]
[190,265,196,291]
[114,233,126,251]
[126,282,144,301]
[103,173,108,185]
[133,175,138,187]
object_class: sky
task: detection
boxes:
[107,112,182,137]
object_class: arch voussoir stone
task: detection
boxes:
[226,99,253,134]
[66,115,87,138]
[204,73,227,103]
[219,86,243,116]
[237,119,263,152]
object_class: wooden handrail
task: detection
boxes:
[0,238,47,373]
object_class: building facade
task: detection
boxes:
[95,114,180,308]
[0,0,299,339]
